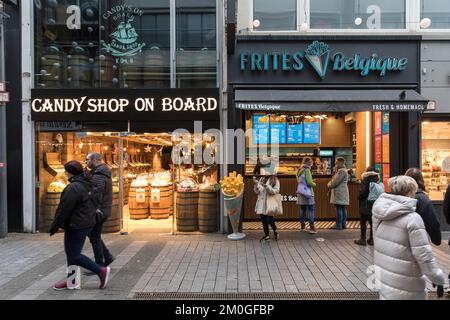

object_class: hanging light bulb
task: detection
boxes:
[300,23,309,32]
[420,18,431,29]
[354,17,363,26]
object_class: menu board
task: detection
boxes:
[252,114,269,144]
[375,112,382,136]
[287,124,303,144]
[382,112,390,134]
[270,115,287,144]
[303,122,320,144]
[382,134,390,163]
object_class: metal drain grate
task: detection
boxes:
[134,292,379,300]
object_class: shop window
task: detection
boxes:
[176,0,217,88]
[421,121,450,201]
[35,129,219,233]
[34,0,217,89]
[253,0,297,31]
[310,0,406,30]
[421,0,450,29]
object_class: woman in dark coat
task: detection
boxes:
[405,168,441,246]
[49,160,111,290]
[354,166,380,246]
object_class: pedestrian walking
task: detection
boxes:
[85,152,115,271]
[328,157,349,229]
[49,160,110,290]
[354,166,383,246]
[405,168,441,245]
[372,175,445,300]
[296,157,317,234]
[254,168,281,241]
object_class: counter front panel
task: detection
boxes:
[243,176,360,220]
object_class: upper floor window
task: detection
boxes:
[253,0,297,31]
[421,0,450,29]
[310,0,406,30]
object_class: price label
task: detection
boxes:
[151,188,160,203]
[0,92,9,103]
[136,188,146,203]
[442,157,450,173]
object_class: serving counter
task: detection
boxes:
[243,175,360,220]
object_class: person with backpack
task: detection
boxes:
[354,167,383,246]
[328,157,349,230]
[296,157,317,234]
[85,152,115,271]
[49,160,110,290]
[405,168,441,245]
[254,168,281,241]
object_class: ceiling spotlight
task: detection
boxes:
[300,23,309,32]
[420,18,431,29]
[354,17,363,26]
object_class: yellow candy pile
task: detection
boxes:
[47,181,66,193]
[220,171,244,196]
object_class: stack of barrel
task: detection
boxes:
[67,46,92,88]
[129,181,149,219]
[150,184,173,219]
[103,189,120,233]
[176,188,218,233]
[93,49,115,88]
[42,191,62,232]
[40,45,64,88]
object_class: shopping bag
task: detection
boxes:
[266,193,283,215]
[296,174,312,199]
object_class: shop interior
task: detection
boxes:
[422,121,450,201]
[36,129,219,234]
[242,111,385,221]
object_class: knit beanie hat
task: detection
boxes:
[64,160,84,176]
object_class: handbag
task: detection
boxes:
[266,193,283,215]
[296,173,312,199]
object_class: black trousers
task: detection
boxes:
[260,215,277,236]
[88,219,113,265]
[360,214,373,241]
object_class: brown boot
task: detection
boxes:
[354,239,366,246]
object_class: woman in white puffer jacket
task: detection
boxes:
[372,175,445,300]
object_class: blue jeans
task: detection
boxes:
[300,205,315,226]
[64,227,102,275]
[334,205,347,229]
[88,219,113,265]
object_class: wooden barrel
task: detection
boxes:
[150,185,173,219]
[129,186,149,219]
[93,53,114,88]
[39,50,64,88]
[121,55,143,88]
[143,47,168,87]
[176,191,199,231]
[67,49,92,87]
[198,191,218,233]
[123,178,131,205]
[42,192,61,231]
[103,192,120,233]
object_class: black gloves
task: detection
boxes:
[48,224,58,236]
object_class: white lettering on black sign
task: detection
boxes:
[31,97,218,113]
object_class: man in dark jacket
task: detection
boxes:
[405,168,441,246]
[86,152,115,269]
[50,160,110,290]
[354,167,380,246]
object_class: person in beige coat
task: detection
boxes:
[254,169,280,242]
[328,157,349,229]
[372,175,445,300]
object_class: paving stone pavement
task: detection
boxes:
[1,230,450,300]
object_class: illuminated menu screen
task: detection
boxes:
[252,114,270,144]
[270,116,287,144]
[287,124,303,144]
[303,122,320,144]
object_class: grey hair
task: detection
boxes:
[388,175,418,196]
[87,152,102,161]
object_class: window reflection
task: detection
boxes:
[176,0,217,88]
[310,0,405,30]
[421,0,450,29]
[253,0,297,31]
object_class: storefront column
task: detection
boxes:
[22,0,35,233]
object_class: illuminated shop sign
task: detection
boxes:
[240,41,408,79]
[30,89,219,121]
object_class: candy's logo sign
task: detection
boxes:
[102,5,146,64]
[305,41,331,80]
